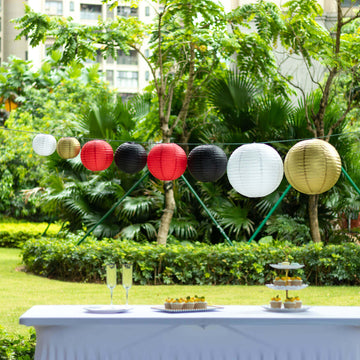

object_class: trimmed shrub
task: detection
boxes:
[0,222,61,248]
[21,234,360,286]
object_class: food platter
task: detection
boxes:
[151,305,224,313]
[270,263,304,270]
[262,305,311,313]
[266,284,308,291]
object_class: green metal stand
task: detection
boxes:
[248,184,292,244]
[341,166,360,195]
[77,171,149,245]
[181,175,233,246]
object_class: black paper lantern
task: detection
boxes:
[114,142,147,174]
[188,145,227,182]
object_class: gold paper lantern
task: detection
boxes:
[57,137,81,159]
[284,139,341,195]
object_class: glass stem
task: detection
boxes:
[110,288,114,305]
[126,288,129,305]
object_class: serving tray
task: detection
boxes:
[151,305,224,313]
[262,305,311,313]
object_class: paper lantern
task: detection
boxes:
[114,142,147,174]
[80,140,114,171]
[147,143,187,181]
[32,134,57,156]
[188,145,227,182]
[227,143,283,198]
[284,139,341,195]
[56,137,81,159]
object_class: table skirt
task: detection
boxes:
[35,323,360,360]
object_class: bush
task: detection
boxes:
[0,327,35,360]
[0,221,61,248]
[21,234,360,286]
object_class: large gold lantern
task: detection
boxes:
[56,137,81,159]
[284,139,341,195]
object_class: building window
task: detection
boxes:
[117,6,138,17]
[80,4,102,20]
[45,0,63,15]
[341,0,360,6]
[144,49,150,58]
[145,6,150,16]
[145,71,150,81]
[106,5,114,19]
[117,50,138,65]
[85,49,102,64]
[106,70,114,86]
[25,51,28,60]
[116,71,138,88]
[70,1,75,11]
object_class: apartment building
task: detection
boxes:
[0,0,358,97]
[1,0,156,98]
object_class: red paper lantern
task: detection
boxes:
[80,140,114,171]
[147,143,187,180]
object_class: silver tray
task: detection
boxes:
[266,284,308,290]
[270,264,304,270]
[262,305,311,313]
[151,305,224,313]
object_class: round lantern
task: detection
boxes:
[114,142,147,174]
[147,143,187,181]
[227,143,284,198]
[32,134,57,156]
[80,140,114,171]
[284,139,341,195]
[188,145,227,182]
[56,137,81,159]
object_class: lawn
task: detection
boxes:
[1,248,360,336]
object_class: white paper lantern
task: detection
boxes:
[32,134,57,156]
[227,143,284,198]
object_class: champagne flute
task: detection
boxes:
[106,263,117,306]
[122,263,133,306]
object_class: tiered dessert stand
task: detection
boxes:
[264,262,310,312]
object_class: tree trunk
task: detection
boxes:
[308,194,321,242]
[157,182,176,245]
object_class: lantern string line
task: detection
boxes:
[1,125,360,147]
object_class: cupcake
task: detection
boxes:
[284,297,296,309]
[270,295,282,309]
[282,276,292,286]
[171,298,184,310]
[294,296,302,308]
[164,297,173,310]
[273,277,286,286]
[183,296,195,310]
[291,277,303,286]
[194,296,207,310]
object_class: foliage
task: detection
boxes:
[0,327,35,360]
[265,214,312,245]
[21,235,360,286]
[0,55,114,220]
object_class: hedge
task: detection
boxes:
[21,235,360,286]
[0,222,61,248]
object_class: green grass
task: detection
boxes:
[1,248,360,336]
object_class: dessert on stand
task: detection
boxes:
[263,260,310,312]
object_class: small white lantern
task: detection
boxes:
[227,143,284,198]
[32,134,57,156]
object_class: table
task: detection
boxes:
[20,305,360,360]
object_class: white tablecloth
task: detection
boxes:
[20,305,360,360]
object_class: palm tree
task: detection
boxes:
[41,94,152,238]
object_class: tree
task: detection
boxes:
[232,0,360,242]
[0,55,114,219]
[14,0,287,244]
